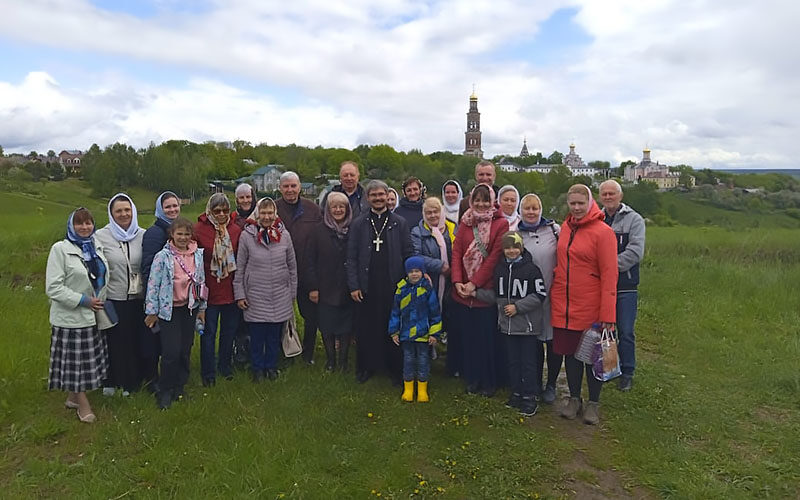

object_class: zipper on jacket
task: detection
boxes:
[565,226,579,329]
[507,262,513,334]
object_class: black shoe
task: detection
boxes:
[541,385,557,404]
[618,376,633,392]
[505,393,522,409]
[268,369,279,381]
[356,370,372,384]
[518,398,538,417]
[325,361,335,372]
[252,371,264,383]
[202,377,216,387]
[172,387,186,402]
[480,387,496,398]
[156,391,172,410]
[224,374,234,381]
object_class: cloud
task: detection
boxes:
[0,0,797,169]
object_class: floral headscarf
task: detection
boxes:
[205,193,237,282]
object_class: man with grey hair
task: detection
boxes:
[276,171,323,364]
[321,160,369,218]
[599,179,645,392]
[346,180,412,384]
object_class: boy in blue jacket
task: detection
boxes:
[389,256,442,402]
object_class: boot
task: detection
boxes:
[583,401,600,425]
[560,397,582,420]
[338,335,350,372]
[401,380,415,402]
[417,381,429,403]
[323,333,336,372]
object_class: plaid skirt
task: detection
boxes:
[48,325,109,392]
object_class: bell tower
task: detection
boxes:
[464,87,483,158]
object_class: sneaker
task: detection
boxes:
[560,397,582,420]
[583,401,600,425]
[505,393,522,409]
[618,376,633,392]
[102,387,116,397]
[518,398,538,417]
[541,386,556,405]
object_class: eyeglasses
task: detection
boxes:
[212,208,230,215]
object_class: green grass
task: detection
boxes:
[2,181,799,498]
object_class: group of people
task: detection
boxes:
[46,159,645,426]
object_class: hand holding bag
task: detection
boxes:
[592,328,622,381]
[575,324,602,364]
[282,315,303,358]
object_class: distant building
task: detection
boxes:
[464,90,483,158]
[58,150,84,175]
[245,164,283,192]
[519,138,530,157]
[624,148,681,189]
[562,143,596,177]
[498,157,522,172]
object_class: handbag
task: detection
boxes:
[592,328,622,382]
[95,289,118,330]
[281,315,303,358]
[575,324,602,364]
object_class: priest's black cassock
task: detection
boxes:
[346,209,412,380]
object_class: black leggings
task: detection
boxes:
[564,354,602,403]
[535,340,562,390]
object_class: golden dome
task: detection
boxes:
[470,92,478,100]
[643,147,651,153]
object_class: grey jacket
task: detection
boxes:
[519,220,559,340]
[95,226,145,301]
[602,203,645,291]
[233,223,297,323]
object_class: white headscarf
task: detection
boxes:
[441,180,463,224]
[107,193,142,242]
[497,184,521,231]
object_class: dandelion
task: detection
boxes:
[414,489,419,494]
[437,487,444,492]
[367,412,374,418]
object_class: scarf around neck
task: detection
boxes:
[107,193,141,242]
[66,210,105,293]
[460,183,497,280]
[205,198,237,282]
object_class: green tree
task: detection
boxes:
[24,161,48,181]
[366,144,402,180]
[544,164,573,199]
[48,162,65,181]
[47,150,56,157]
[547,150,563,164]
[588,160,610,170]
[623,181,661,216]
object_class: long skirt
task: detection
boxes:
[48,325,109,392]
[456,303,498,392]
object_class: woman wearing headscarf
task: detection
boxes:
[393,176,425,229]
[140,191,181,391]
[233,198,297,382]
[386,188,399,213]
[95,193,145,396]
[451,184,508,396]
[498,185,521,231]
[305,192,354,371]
[411,197,456,373]
[234,183,257,230]
[441,180,463,226]
[517,193,561,404]
[194,193,242,386]
[46,208,111,423]
[551,184,617,425]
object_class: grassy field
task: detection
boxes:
[1,181,799,498]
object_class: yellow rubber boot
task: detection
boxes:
[417,381,429,403]
[401,380,414,402]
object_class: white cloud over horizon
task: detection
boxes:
[0,0,798,169]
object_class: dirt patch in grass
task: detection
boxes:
[560,450,653,499]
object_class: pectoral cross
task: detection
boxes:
[373,236,384,252]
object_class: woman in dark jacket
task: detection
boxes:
[450,184,509,396]
[305,192,354,371]
[195,193,242,386]
[393,177,425,229]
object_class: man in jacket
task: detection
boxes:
[347,180,413,384]
[599,180,646,392]
[321,161,369,218]
[276,171,323,364]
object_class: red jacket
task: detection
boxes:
[194,212,242,305]
[450,211,509,308]
[550,201,618,330]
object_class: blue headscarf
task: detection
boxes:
[66,208,106,293]
[155,191,179,224]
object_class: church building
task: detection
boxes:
[464,90,483,158]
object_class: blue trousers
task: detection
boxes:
[247,322,283,372]
[402,341,431,382]
[200,302,240,379]
[616,291,638,377]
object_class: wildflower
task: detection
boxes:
[367,412,373,418]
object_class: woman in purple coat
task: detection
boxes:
[233,198,297,382]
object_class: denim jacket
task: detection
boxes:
[145,243,206,321]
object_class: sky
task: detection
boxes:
[0,0,797,169]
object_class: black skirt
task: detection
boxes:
[318,303,354,336]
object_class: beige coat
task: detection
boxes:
[45,239,110,328]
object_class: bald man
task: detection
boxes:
[599,180,645,392]
[458,160,500,221]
